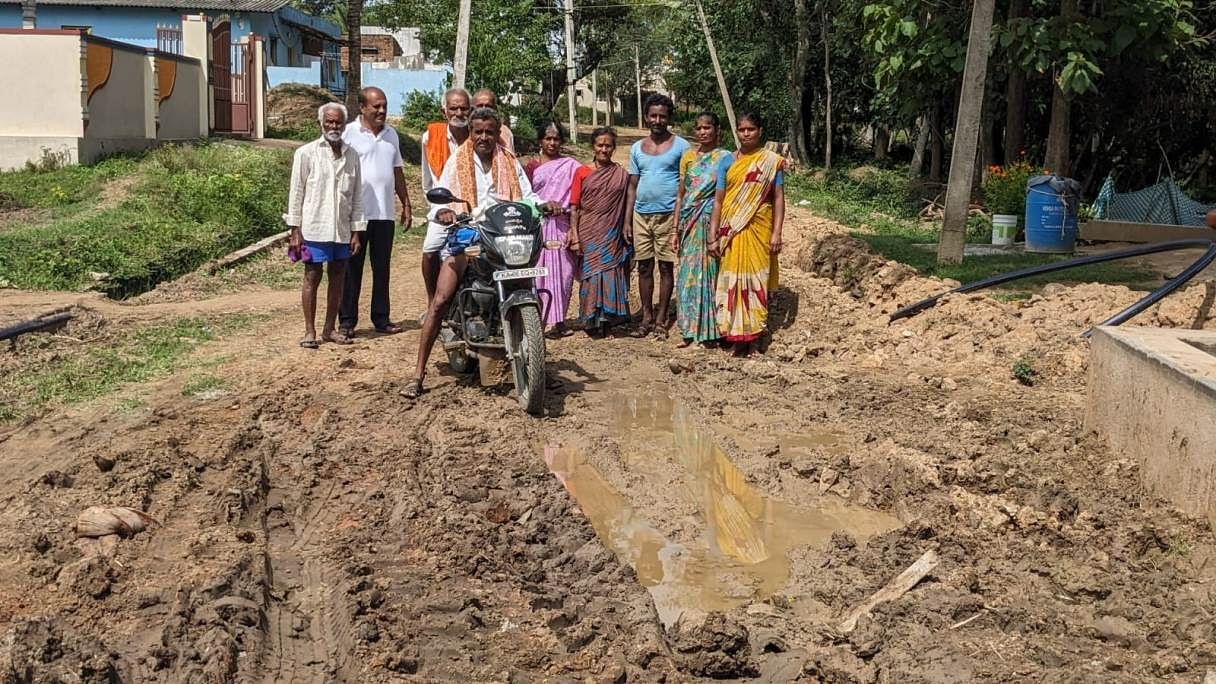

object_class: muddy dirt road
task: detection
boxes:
[1,205,1215,682]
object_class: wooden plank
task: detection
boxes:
[837,549,940,633]
[203,230,291,274]
[1080,220,1215,244]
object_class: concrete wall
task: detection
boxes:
[0,30,84,169]
[81,35,155,159]
[1087,326,1216,527]
[156,54,206,140]
[0,29,207,169]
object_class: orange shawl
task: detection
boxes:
[451,141,522,210]
[425,122,451,179]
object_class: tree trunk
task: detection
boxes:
[937,0,996,265]
[874,127,891,161]
[344,0,362,119]
[820,0,832,171]
[929,104,944,183]
[910,114,929,178]
[788,0,812,164]
[1002,0,1027,164]
[1044,0,1079,174]
[977,89,995,191]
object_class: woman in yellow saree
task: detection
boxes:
[710,112,786,356]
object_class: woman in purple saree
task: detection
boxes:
[529,121,583,337]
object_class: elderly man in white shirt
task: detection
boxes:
[339,86,413,337]
[402,107,555,399]
[284,102,365,349]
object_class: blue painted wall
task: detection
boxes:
[0,6,337,67]
[268,64,450,114]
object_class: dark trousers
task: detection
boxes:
[340,219,395,330]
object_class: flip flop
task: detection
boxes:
[323,332,354,345]
[629,323,653,339]
[400,379,424,399]
[375,323,403,334]
[339,326,355,338]
[299,338,319,349]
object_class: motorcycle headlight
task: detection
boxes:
[494,236,533,266]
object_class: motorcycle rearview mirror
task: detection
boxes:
[426,187,471,211]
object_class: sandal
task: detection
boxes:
[339,326,355,338]
[323,332,354,345]
[375,323,403,334]
[400,379,424,399]
[630,323,653,339]
[299,338,319,349]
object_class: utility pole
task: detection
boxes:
[937,0,996,265]
[634,44,642,129]
[453,0,471,90]
[591,69,598,126]
[563,0,578,142]
[692,0,736,143]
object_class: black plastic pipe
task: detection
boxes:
[889,239,1216,329]
[0,312,73,342]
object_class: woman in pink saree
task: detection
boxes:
[529,121,583,337]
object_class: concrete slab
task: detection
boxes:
[1087,326,1216,526]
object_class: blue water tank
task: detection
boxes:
[1025,176,1079,253]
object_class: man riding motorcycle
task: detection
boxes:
[403,107,561,399]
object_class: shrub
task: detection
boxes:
[401,91,443,131]
[982,161,1041,216]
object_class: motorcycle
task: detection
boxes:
[425,187,549,415]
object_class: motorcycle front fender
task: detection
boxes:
[500,289,540,314]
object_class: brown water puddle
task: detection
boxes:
[544,392,901,626]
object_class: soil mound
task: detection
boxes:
[266,83,339,130]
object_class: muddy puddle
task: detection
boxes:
[544,391,901,626]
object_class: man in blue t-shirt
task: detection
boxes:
[624,94,690,338]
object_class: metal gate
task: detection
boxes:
[230,41,254,135]
[211,21,231,132]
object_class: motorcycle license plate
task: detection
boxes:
[493,267,548,282]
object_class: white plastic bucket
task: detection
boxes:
[992,214,1017,246]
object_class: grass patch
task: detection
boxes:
[0,155,139,212]
[0,314,261,422]
[786,167,1156,290]
[182,373,228,397]
[266,123,317,142]
[0,142,293,297]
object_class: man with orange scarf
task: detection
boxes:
[420,88,473,313]
[403,108,553,399]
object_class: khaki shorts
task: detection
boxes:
[632,212,677,263]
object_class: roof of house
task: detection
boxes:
[0,0,293,13]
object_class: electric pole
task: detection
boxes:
[692,0,736,141]
[563,0,578,143]
[591,69,598,126]
[453,0,471,90]
[634,44,642,129]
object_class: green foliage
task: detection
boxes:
[982,161,1041,215]
[266,123,317,142]
[0,144,292,297]
[0,156,137,210]
[1012,356,1037,386]
[400,90,443,131]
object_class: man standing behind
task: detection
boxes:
[284,103,365,348]
[339,86,412,336]
[624,94,689,338]
[472,88,515,154]
[420,88,472,310]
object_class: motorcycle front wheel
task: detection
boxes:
[508,305,546,415]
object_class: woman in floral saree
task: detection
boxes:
[673,112,732,346]
[710,112,786,356]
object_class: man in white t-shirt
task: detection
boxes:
[339,87,413,336]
